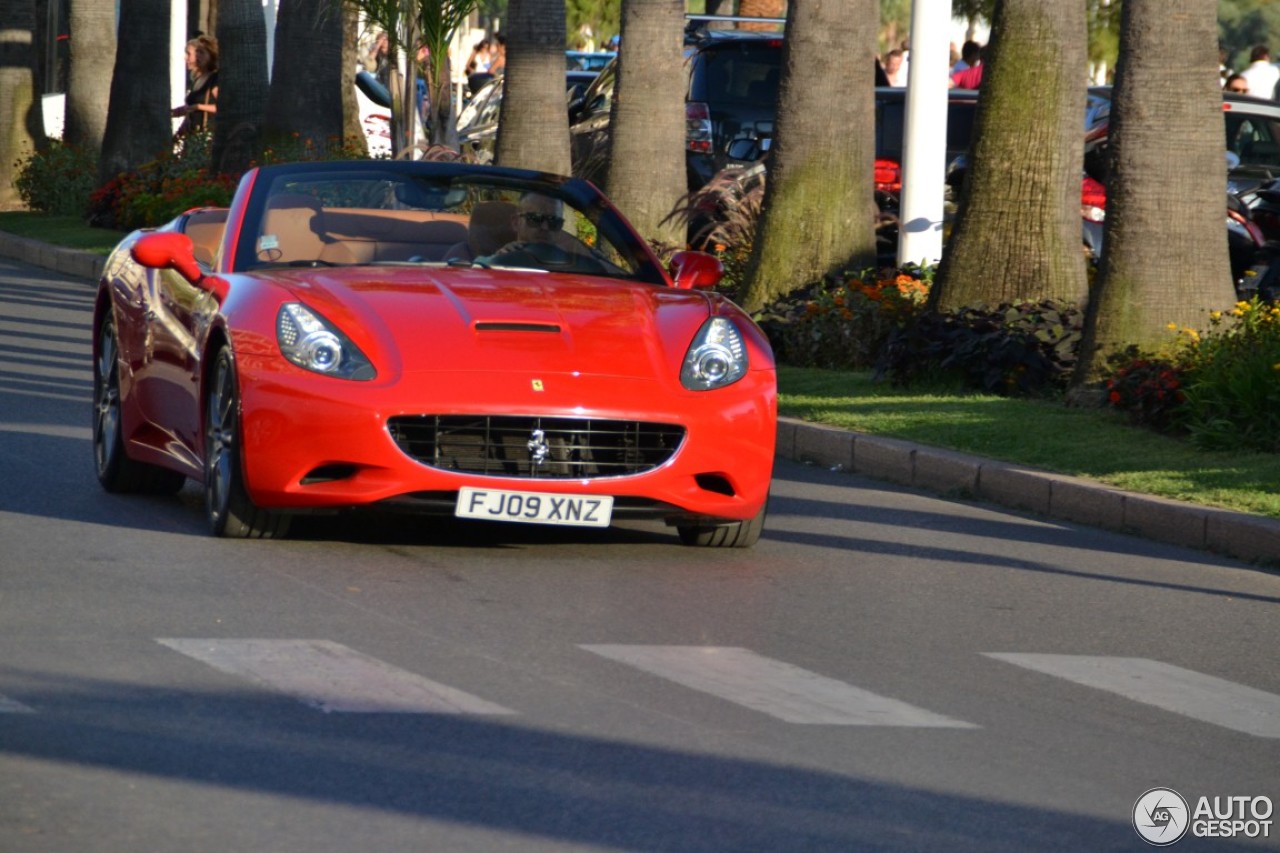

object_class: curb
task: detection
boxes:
[780,418,1280,567]
[0,231,107,281]
[3,236,1277,566]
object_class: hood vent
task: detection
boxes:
[475,322,561,334]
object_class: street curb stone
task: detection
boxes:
[3,238,1277,567]
[0,231,107,281]
[779,417,1280,567]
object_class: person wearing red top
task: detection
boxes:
[950,63,984,89]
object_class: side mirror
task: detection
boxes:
[726,137,761,162]
[669,250,724,290]
[131,232,227,300]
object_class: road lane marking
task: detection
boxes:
[157,639,515,715]
[581,645,977,727]
[984,654,1280,738]
[0,694,35,713]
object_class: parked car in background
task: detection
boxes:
[458,70,604,164]
[566,51,615,72]
[569,24,785,191]
[1080,88,1278,291]
[875,87,979,197]
[94,159,776,545]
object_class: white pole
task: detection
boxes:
[264,0,278,81]
[897,0,953,267]
[171,0,186,135]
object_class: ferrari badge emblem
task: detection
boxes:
[527,429,549,466]
[531,379,544,392]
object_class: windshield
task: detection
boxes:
[237,166,662,283]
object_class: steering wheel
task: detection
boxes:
[487,240,609,274]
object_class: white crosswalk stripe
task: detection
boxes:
[157,638,516,715]
[984,653,1280,739]
[0,694,36,713]
[581,644,978,727]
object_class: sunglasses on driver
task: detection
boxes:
[519,211,565,229]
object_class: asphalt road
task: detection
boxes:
[2,258,1278,852]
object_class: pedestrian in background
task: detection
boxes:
[883,49,906,87]
[1239,44,1280,99]
[172,35,218,141]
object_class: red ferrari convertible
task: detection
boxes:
[93,161,776,544]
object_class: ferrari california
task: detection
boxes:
[92,160,776,545]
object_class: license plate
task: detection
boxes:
[456,487,613,528]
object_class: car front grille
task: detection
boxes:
[387,415,685,479]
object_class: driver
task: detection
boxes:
[513,192,567,244]
[478,191,625,275]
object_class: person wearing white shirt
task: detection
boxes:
[1239,44,1280,99]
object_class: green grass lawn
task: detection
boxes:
[0,212,125,255]
[778,366,1280,519]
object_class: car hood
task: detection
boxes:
[261,266,715,379]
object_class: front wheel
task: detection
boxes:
[93,313,186,495]
[204,346,290,539]
[676,504,766,548]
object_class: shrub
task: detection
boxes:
[1179,300,1280,453]
[877,300,1084,396]
[1102,348,1188,432]
[757,267,931,370]
[257,132,376,166]
[89,132,232,230]
[14,141,99,216]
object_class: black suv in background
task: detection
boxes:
[568,24,784,191]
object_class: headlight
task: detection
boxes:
[276,303,375,380]
[681,316,747,390]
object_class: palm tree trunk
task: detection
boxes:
[64,0,117,152]
[933,0,1089,310]
[212,0,268,175]
[264,0,344,153]
[605,0,686,243]
[740,0,878,311]
[98,0,172,185]
[0,0,41,207]
[494,0,570,175]
[1077,0,1236,378]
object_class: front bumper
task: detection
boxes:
[236,364,776,524]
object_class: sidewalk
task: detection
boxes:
[3,230,1278,567]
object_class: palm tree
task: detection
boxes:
[739,0,879,311]
[604,0,686,243]
[1077,0,1236,380]
[931,0,1089,311]
[343,0,416,157]
[417,0,477,148]
[64,0,117,152]
[211,0,269,175]
[264,0,344,154]
[98,0,172,185]
[0,0,41,207]
[494,0,570,174]
[341,6,366,152]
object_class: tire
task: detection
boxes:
[93,314,186,495]
[677,503,766,548]
[204,346,290,539]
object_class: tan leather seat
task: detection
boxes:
[445,200,518,261]
[258,193,356,265]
